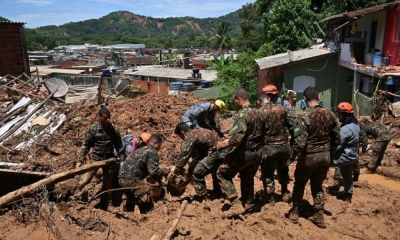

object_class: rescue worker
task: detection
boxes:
[78,107,125,210]
[287,87,340,228]
[111,132,151,206]
[172,122,225,201]
[181,100,226,137]
[216,88,263,218]
[118,134,170,214]
[331,102,360,203]
[257,85,298,202]
[359,117,392,172]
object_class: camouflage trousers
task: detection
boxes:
[217,148,261,204]
[79,159,116,204]
[292,151,330,210]
[368,140,390,170]
[118,178,153,214]
[192,149,229,196]
[260,143,290,193]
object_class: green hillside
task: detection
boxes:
[24,11,242,50]
[0,16,10,22]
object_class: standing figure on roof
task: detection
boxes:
[181,100,226,137]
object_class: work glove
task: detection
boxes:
[195,124,200,129]
[119,154,126,162]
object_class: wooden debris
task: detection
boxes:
[0,158,116,209]
[40,202,76,240]
[162,200,188,240]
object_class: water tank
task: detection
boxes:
[171,82,183,90]
[192,68,200,74]
[201,80,212,88]
[182,83,194,91]
[101,68,110,74]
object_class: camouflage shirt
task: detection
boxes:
[291,105,340,158]
[360,121,392,149]
[81,122,123,160]
[118,145,169,180]
[258,102,298,144]
[228,105,263,151]
[175,128,220,169]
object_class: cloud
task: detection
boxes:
[15,0,54,6]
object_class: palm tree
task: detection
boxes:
[207,54,234,71]
[210,21,232,52]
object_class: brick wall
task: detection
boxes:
[131,79,170,94]
[0,23,29,77]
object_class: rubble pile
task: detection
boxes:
[11,93,204,172]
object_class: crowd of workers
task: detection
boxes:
[77,84,392,229]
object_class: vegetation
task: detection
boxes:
[209,22,233,51]
[20,11,241,50]
[0,16,10,22]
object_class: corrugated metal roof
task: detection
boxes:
[0,21,25,24]
[321,1,400,22]
[130,68,217,81]
[255,48,337,70]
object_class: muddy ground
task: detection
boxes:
[0,93,400,239]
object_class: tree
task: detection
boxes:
[207,54,234,71]
[210,21,233,51]
[263,0,322,53]
[164,38,173,49]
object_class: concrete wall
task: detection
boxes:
[282,53,353,109]
[354,10,387,54]
[0,23,29,77]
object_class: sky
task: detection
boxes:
[1,0,255,28]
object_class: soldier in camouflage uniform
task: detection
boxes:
[172,122,225,200]
[118,134,170,214]
[359,118,392,172]
[216,88,263,218]
[78,107,125,210]
[287,87,340,228]
[257,85,298,202]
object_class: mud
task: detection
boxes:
[0,93,400,239]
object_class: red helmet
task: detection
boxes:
[140,133,152,144]
[336,102,354,113]
[262,84,278,94]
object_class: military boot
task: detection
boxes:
[309,209,326,229]
[288,205,299,223]
[343,194,352,203]
[265,184,275,195]
[222,199,243,218]
[353,172,360,182]
[281,191,292,203]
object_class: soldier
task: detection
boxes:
[181,100,226,137]
[257,85,298,202]
[359,117,392,172]
[331,102,360,203]
[118,134,170,214]
[216,88,263,218]
[287,87,340,228]
[172,122,225,200]
[78,107,125,210]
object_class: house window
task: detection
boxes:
[397,12,400,41]
[293,76,316,93]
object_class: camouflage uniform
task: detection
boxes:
[217,105,263,205]
[79,123,123,207]
[360,121,392,171]
[258,102,298,195]
[181,102,223,136]
[174,128,223,197]
[118,145,169,213]
[290,105,340,224]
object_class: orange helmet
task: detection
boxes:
[140,133,152,144]
[336,102,354,113]
[262,84,278,94]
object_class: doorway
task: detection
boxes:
[369,20,378,53]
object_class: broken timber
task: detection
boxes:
[0,158,116,209]
[41,202,76,240]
